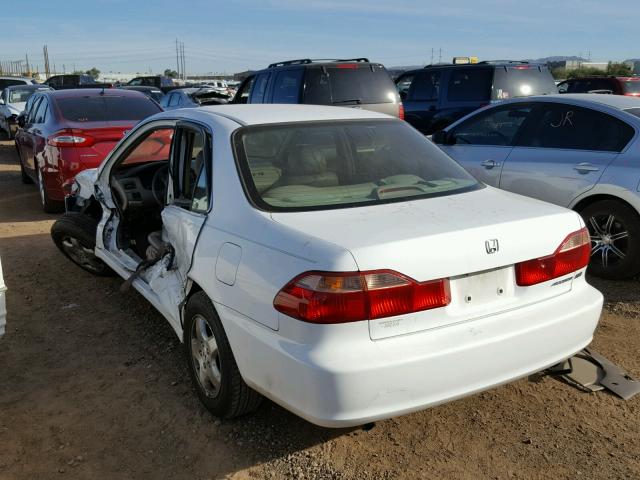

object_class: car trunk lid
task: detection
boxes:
[270,187,584,339]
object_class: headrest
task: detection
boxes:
[287,146,327,175]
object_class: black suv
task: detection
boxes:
[395,61,557,134]
[231,58,402,118]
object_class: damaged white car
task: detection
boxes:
[51,104,603,427]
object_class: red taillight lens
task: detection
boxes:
[336,63,358,69]
[273,270,450,324]
[398,103,405,120]
[47,129,95,147]
[515,227,590,286]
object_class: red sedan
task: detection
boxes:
[15,88,162,212]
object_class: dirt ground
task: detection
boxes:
[0,135,638,480]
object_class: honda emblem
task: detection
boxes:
[485,239,499,254]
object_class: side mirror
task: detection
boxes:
[17,114,25,128]
[431,129,452,145]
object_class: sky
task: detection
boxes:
[1,0,639,75]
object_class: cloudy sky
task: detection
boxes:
[2,0,638,75]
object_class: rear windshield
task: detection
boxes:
[56,96,160,122]
[9,88,45,103]
[623,81,640,94]
[0,79,27,89]
[624,108,640,118]
[492,66,557,100]
[304,66,397,105]
[234,120,479,211]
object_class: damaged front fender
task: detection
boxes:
[74,168,99,200]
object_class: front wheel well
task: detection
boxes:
[181,280,204,328]
[572,194,639,217]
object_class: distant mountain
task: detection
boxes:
[525,56,587,63]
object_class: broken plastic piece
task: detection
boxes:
[545,349,640,400]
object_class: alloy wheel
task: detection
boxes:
[190,315,222,398]
[587,214,629,269]
[60,236,104,273]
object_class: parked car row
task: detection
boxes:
[2,53,634,429]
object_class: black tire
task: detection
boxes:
[37,167,64,213]
[51,213,114,277]
[184,291,262,419]
[19,158,33,184]
[580,199,640,280]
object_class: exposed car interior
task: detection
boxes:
[110,126,209,262]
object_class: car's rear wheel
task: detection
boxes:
[184,291,262,419]
[18,151,32,184]
[37,167,63,213]
[581,199,640,279]
[51,213,114,276]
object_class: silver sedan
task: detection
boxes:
[432,94,640,279]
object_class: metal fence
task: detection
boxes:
[0,60,31,77]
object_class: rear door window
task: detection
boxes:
[234,76,254,104]
[396,73,414,100]
[451,104,534,146]
[517,103,635,152]
[447,68,492,102]
[409,71,441,101]
[56,96,160,122]
[304,66,396,104]
[27,97,42,123]
[249,73,270,103]
[33,98,48,123]
[272,69,303,104]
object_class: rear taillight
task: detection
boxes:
[515,227,590,287]
[47,129,94,147]
[273,270,450,324]
[398,103,405,120]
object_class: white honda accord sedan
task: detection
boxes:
[51,104,603,427]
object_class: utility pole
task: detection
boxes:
[430,47,434,65]
[181,42,186,81]
[438,47,442,63]
[25,54,30,75]
[43,44,50,78]
[175,38,180,77]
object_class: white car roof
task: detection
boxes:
[193,104,394,126]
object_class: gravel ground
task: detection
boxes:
[0,135,638,479]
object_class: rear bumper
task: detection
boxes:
[219,284,602,428]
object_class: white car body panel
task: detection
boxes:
[72,105,603,426]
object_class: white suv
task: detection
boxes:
[51,104,603,427]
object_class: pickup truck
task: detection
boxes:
[43,74,113,90]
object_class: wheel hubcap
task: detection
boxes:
[190,315,221,398]
[588,214,629,269]
[61,236,103,273]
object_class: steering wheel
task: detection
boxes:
[152,164,169,206]
[111,179,128,211]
